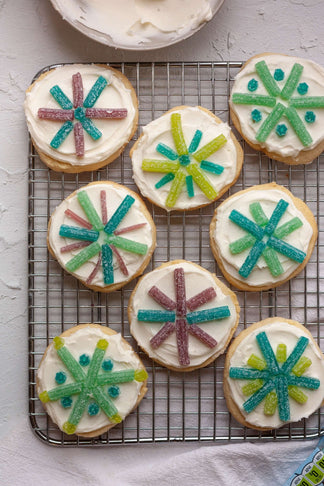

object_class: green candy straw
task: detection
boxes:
[193,134,227,163]
[232,93,276,107]
[171,113,188,156]
[242,379,264,396]
[292,356,312,377]
[256,102,286,143]
[264,390,278,416]
[288,385,308,404]
[65,242,101,273]
[165,169,186,208]
[255,60,281,97]
[276,344,287,364]
[247,354,267,370]
[142,160,179,173]
[249,202,268,226]
[77,191,104,231]
[290,96,324,108]
[186,163,217,200]
[262,247,284,277]
[285,106,313,146]
[280,63,303,100]
[107,235,148,255]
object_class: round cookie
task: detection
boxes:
[48,181,156,292]
[224,317,324,431]
[230,53,324,165]
[25,64,138,173]
[130,106,243,211]
[128,260,240,371]
[210,182,317,291]
[37,324,148,437]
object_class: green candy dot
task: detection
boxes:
[251,109,262,123]
[305,111,316,124]
[88,402,100,416]
[55,371,67,385]
[108,385,120,398]
[274,69,285,81]
[248,79,258,92]
[79,354,90,366]
[297,82,309,95]
[61,396,73,409]
[102,359,114,371]
[276,124,288,137]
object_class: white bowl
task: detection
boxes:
[50,0,225,51]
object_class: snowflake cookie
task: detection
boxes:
[37,324,148,437]
[128,260,240,371]
[25,64,138,172]
[130,106,243,211]
[224,318,324,430]
[230,53,324,165]
[47,181,156,292]
[210,183,317,291]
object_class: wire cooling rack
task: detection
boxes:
[28,61,324,446]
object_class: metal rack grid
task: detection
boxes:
[28,61,324,446]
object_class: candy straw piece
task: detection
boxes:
[282,337,309,373]
[174,267,186,317]
[102,244,114,285]
[186,163,218,200]
[156,143,178,161]
[249,202,269,227]
[229,210,264,239]
[80,117,102,140]
[110,244,129,276]
[274,217,303,239]
[186,175,194,198]
[280,63,303,100]
[176,318,190,366]
[267,236,306,263]
[171,113,188,156]
[114,223,147,236]
[155,173,175,189]
[142,160,179,173]
[165,169,186,208]
[229,235,256,255]
[137,309,176,322]
[256,102,286,143]
[65,242,101,273]
[232,93,277,107]
[67,389,89,426]
[255,60,281,97]
[285,106,313,146]
[92,387,118,419]
[288,385,308,404]
[188,130,203,153]
[100,190,108,225]
[264,390,278,416]
[289,96,324,108]
[148,286,176,311]
[50,121,74,149]
[56,346,85,382]
[243,380,276,414]
[262,247,284,277]
[104,195,135,234]
[193,135,227,163]
[60,241,91,253]
[38,109,74,121]
[64,209,92,229]
[186,306,230,324]
[229,367,269,380]
[85,108,127,119]
[107,235,148,255]
[74,122,84,157]
[292,356,312,377]
[83,76,108,108]
[86,253,102,285]
[242,379,264,396]
[276,344,287,364]
[188,324,217,348]
[59,225,99,242]
[200,161,224,175]
[72,72,83,108]
[96,369,135,386]
[256,331,279,374]
[247,354,267,370]
[47,382,83,402]
[150,322,175,349]
[50,85,73,109]
[276,375,290,421]
[77,191,104,231]
[288,375,320,390]
[186,287,216,312]
[239,240,266,278]
[85,341,107,388]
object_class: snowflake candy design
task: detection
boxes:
[136,266,231,366]
[37,72,127,157]
[232,59,324,147]
[39,335,148,435]
[229,331,320,422]
[141,112,229,208]
[228,197,306,279]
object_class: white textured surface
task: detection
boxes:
[1,0,324,484]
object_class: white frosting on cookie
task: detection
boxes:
[131,106,240,211]
[230,54,324,158]
[37,327,144,434]
[130,261,238,369]
[228,321,324,429]
[25,64,136,167]
[213,187,313,287]
[48,183,154,288]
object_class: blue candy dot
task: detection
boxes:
[108,385,120,399]
[274,69,285,81]
[251,109,262,123]
[88,403,100,416]
[297,82,308,95]
[305,111,316,124]
[79,354,90,366]
[276,124,288,137]
[61,396,72,409]
[248,79,258,92]
[102,359,114,371]
[55,371,67,385]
